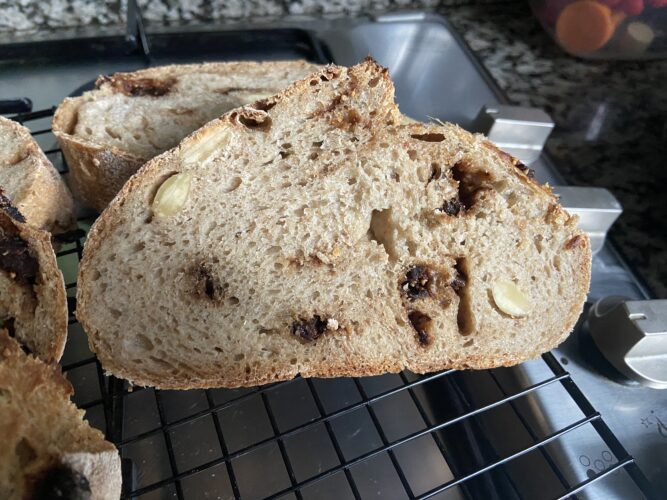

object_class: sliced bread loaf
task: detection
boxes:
[0,117,75,234]
[53,60,323,212]
[0,193,67,362]
[77,59,591,389]
[0,330,121,499]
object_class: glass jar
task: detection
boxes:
[529,0,667,59]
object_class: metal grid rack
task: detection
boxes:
[9,107,655,500]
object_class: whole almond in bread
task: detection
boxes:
[0,330,121,499]
[76,59,591,389]
[0,117,75,234]
[53,60,323,212]
[0,193,67,362]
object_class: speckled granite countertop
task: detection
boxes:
[445,4,667,298]
[2,1,665,296]
[0,0,500,31]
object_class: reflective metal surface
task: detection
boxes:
[471,104,554,165]
[318,14,501,127]
[590,297,667,389]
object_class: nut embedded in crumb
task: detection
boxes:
[491,279,531,318]
[152,172,191,218]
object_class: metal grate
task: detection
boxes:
[10,107,655,500]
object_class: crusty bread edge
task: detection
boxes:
[0,116,76,234]
[90,59,322,82]
[77,60,591,389]
[1,210,68,362]
[53,97,145,213]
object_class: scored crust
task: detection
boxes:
[0,117,75,234]
[0,331,121,499]
[53,60,323,212]
[77,59,591,389]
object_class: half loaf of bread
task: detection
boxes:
[53,60,323,212]
[77,59,591,389]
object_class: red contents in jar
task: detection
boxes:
[620,0,645,14]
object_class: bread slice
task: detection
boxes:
[0,117,75,234]
[53,60,323,212]
[76,59,591,389]
[0,193,67,362]
[0,330,121,499]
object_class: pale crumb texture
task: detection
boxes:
[53,60,323,211]
[0,332,121,500]
[77,59,591,389]
[0,117,75,234]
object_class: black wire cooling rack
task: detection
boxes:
[10,107,655,500]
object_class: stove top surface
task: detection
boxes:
[1,12,660,500]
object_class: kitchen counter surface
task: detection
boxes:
[0,1,496,31]
[446,4,667,298]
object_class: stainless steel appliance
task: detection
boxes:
[1,8,662,499]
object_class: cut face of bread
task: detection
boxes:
[0,117,75,234]
[77,59,591,389]
[0,331,121,500]
[53,60,323,212]
[0,194,67,362]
